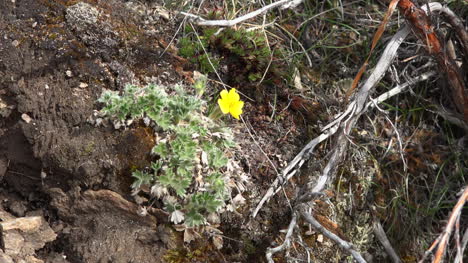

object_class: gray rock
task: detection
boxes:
[66,2,99,31]
[7,201,27,217]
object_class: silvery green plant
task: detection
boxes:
[98,82,237,227]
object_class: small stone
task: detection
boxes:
[0,99,13,118]
[65,70,72,77]
[21,113,32,123]
[1,216,42,232]
[0,214,57,262]
[95,118,103,126]
[143,117,150,126]
[11,40,19,47]
[79,82,88,88]
[316,234,324,243]
[8,201,27,217]
[32,22,37,28]
[66,2,99,31]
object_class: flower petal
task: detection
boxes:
[229,100,244,120]
[228,88,240,102]
[218,98,230,114]
[220,89,228,99]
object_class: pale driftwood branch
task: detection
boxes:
[265,212,298,263]
[373,220,401,263]
[366,71,436,109]
[419,186,468,263]
[180,0,299,27]
[299,205,367,263]
[454,227,468,263]
[252,24,411,218]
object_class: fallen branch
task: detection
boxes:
[253,1,459,219]
[454,227,468,263]
[265,212,298,263]
[418,186,468,263]
[366,71,436,109]
[252,23,412,218]
[398,0,468,120]
[299,204,367,263]
[435,3,468,59]
[180,0,297,27]
[373,219,402,263]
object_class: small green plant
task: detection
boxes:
[98,83,245,228]
[178,27,286,83]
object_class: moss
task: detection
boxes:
[163,243,218,263]
[178,27,288,84]
[81,141,95,155]
[242,237,257,255]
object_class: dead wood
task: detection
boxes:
[397,0,468,121]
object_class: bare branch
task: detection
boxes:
[252,24,411,218]
[265,212,298,263]
[373,219,401,263]
[299,205,367,263]
[366,71,436,109]
[180,0,299,27]
[455,227,468,263]
[419,186,468,263]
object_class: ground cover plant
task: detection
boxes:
[98,83,247,230]
[178,25,288,84]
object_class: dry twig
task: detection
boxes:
[265,212,298,263]
[373,219,402,263]
[252,22,413,218]
[299,204,367,263]
[180,0,298,27]
[455,227,468,263]
[397,0,468,120]
[419,186,468,263]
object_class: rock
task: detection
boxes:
[0,254,14,263]
[21,113,32,123]
[0,210,57,263]
[7,201,27,217]
[316,234,324,243]
[0,99,13,118]
[65,2,118,55]
[65,2,99,31]
[11,40,19,47]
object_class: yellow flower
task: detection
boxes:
[218,88,244,120]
